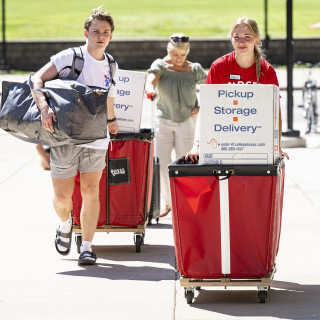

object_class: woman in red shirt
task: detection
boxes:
[187,16,289,162]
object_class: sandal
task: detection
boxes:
[54,217,73,256]
[160,206,171,218]
[78,251,97,265]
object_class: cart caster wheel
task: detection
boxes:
[75,234,82,254]
[196,287,201,291]
[134,234,142,252]
[156,218,159,224]
[258,291,267,303]
[185,289,194,304]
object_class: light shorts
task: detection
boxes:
[50,145,107,179]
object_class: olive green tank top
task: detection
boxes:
[148,59,207,122]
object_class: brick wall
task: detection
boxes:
[1,38,319,71]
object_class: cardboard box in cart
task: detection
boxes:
[199,84,280,165]
[114,69,147,133]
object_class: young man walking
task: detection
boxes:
[32,6,118,265]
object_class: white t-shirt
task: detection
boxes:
[51,45,118,149]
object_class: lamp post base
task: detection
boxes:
[282,129,301,138]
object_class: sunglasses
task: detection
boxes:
[171,36,189,43]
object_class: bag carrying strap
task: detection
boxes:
[213,169,234,181]
[70,47,84,80]
[105,52,116,86]
[58,47,84,81]
[58,48,117,86]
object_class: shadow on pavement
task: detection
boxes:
[58,244,176,281]
[146,222,173,230]
[187,280,320,319]
[92,244,175,265]
[58,262,175,281]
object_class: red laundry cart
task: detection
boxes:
[72,129,154,252]
[169,157,285,303]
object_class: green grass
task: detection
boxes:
[2,0,320,40]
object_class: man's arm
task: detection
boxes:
[107,96,119,135]
[32,62,59,132]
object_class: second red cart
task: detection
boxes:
[72,129,154,252]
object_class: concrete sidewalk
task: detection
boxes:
[1,72,320,319]
[0,131,177,320]
[1,124,320,320]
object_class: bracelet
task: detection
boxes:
[107,117,116,123]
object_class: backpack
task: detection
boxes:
[58,47,116,86]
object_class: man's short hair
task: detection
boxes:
[84,6,115,32]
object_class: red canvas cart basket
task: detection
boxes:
[72,129,154,252]
[169,157,285,303]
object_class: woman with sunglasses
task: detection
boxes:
[186,17,289,162]
[146,33,207,218]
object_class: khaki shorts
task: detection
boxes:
[50,145,107,179]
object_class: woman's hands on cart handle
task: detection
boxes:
[185,142,200,164]
[185,146,290,163]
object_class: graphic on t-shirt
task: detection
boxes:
[104,75,111,87]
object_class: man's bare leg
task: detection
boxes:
[78,170,102,264]
[52,176,76,254]
[36,144,51,170]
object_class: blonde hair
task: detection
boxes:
[84,5,114,32]
[167,33,190,55]
[230,17,262,83]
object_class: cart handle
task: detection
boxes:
[212,169,234,180]
[146,92,155,101]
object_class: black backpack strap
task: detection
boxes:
[70,47,84,80]
[105,53,116,86]
[58,47,84,80]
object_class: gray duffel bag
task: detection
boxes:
[0,78,109,146]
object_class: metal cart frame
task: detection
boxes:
[73,222,147,253]
[181,265,276,304]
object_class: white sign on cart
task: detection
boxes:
[199,84,280,165]
[114,69,147,133]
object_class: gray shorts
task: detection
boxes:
[50,145,107,179]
